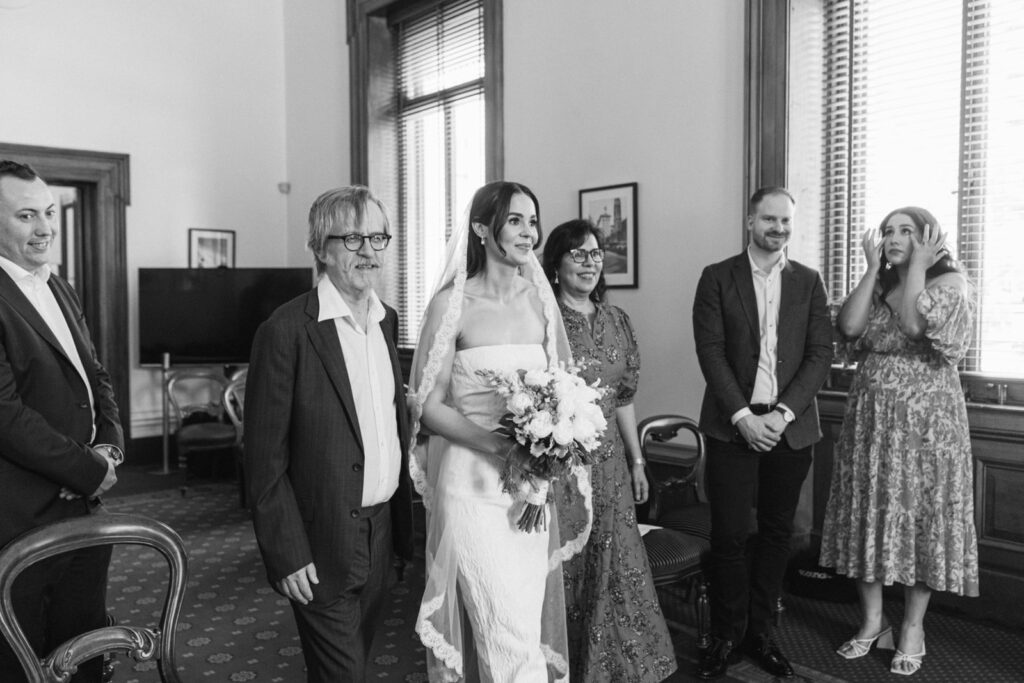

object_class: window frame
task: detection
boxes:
[745,0,1023,401]
[347,0,502,359]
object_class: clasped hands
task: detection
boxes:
[58,444,120,501]
[737,412,786,452]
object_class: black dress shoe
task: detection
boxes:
[695,638,742,680]
[742,633,795,677]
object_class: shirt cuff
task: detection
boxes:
[730,407,753,425]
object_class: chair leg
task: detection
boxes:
[696,579,711,651]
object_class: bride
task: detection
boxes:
[408,181,591,682]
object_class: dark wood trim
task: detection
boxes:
[484,0,504,180]
[348,0,504,184]
[0,142,131,437]
[744,0,790,236]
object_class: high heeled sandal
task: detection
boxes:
[890,644,926,676]
[836,626,894,659]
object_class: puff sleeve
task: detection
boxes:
[611,305,641,406]
[916,284,974,366]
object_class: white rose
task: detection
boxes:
[523,369,551,388]
[572,416,597,444]
[552,419,574,446]
[508,391,533,416]
[526,411,554,440]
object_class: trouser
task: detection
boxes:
[705,436,812,643]
[290,502,392,683]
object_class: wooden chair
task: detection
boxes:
[167,370,237,487]
[223,370,247,508]
[0,513,188,682]
[637,414,712,650]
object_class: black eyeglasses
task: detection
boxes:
[568,248,605,263]
[326,233,392,252]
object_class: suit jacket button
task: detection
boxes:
[352,463,363,473]
[350,510,359,519]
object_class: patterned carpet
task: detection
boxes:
[103,483,1024,682]
[105,483,427,682]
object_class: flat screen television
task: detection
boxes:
[138,267,313,366]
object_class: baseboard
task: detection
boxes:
[125,435,166,468]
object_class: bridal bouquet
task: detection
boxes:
[477,363,608,532]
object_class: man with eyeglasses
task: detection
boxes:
[244,185,414,682]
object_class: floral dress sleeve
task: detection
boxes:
[609,305,641,406]
[916,284,974,366]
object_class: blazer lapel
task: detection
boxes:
[777,261,801,345]
[49,277,98,390]
[304,292,364,453]
[0,270,76,366]
[731,254,760,339]
[379,311,410,449]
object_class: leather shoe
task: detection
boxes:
[742,633,794,678]
[694,637,742,680]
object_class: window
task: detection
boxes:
[754,0,1024,377]
[349,0,502,348]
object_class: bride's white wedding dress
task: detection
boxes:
[417,343,568,682]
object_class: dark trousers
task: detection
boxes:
[291,503,393,683]
[705,436,812,643]
[0,544,112,683]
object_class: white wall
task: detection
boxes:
[0,0,745,438]
[0,0,290,435]
[504,0,746,423]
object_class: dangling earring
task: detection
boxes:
[480,234,486,245]
[554,272,560,284]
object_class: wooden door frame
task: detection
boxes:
[0,142,131,436]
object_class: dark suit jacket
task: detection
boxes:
[244,288,414,600]
[693,252,833,450]
[0,269,122,549]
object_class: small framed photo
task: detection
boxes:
[579,182,638,288]
[188,229,235,268]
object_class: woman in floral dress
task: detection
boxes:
[542,219,676,683]
[819,207,979,677]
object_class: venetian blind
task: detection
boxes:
[804,0,1024,374]
[393,0,486,347]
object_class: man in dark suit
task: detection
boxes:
[0,160,123,682]
[692,187,832,679]
[245,186,414,683]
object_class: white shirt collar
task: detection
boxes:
[746,246,787,276]
[0,254,50,284]
[316,275,385,325]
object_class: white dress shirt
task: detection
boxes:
[317,276,401,507]
[730,248,793,425]
[0,256,96,438]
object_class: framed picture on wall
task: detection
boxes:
[188,228,236,268]
[578,182,638,288]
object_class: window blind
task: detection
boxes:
[797,0,1024,375]
[393,0,486,347]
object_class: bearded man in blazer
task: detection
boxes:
[692,187,832,680]
[245,186,414,683]
[0,160,123,682]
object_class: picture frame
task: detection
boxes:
[188,228,236,268]
[578,182,638,288]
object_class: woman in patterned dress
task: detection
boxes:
[542,219,676,683]
[819,207,979,676]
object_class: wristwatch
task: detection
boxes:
[775,406,795,424]
[95,444,125,467]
